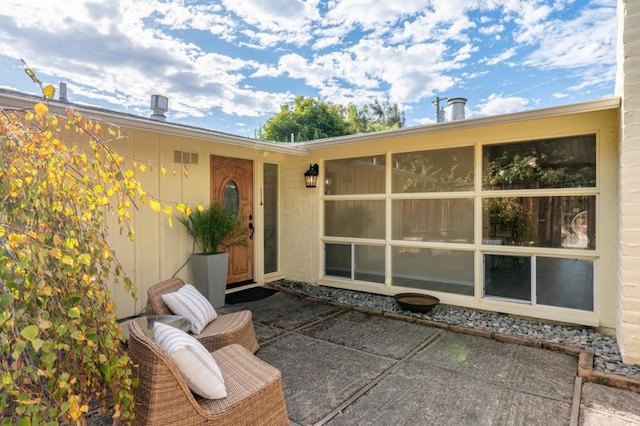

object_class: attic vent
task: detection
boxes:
[174,151,199,165]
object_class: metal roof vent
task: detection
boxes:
[448,97,467,121]
[59,82,68,103]
[150,95,168,121]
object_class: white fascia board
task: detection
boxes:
[0,91,309,157]
[300,97,621,149]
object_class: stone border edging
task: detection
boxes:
[268,283,640,394]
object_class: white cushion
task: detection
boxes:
[161,283,217,334]
[154,322,227,399]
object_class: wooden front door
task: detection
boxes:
[210,155,254,285]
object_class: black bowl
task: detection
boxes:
[394,293,440,313]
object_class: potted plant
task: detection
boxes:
[178,202,248,308]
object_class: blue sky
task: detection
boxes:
[0,0,618,138]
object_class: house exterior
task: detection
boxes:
[1,0,638,364]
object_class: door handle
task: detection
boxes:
[248,214,254,240]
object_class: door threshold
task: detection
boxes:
[226,282,261,294]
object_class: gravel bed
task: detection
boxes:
[275,280,640,380]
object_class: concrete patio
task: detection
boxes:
[218,290,640,426]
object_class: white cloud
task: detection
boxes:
[477,93,529,116]
[0,0,619,135]
[523,6,617,70]
[483,47,517,66]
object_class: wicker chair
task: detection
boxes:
[145,278,259,353]
[127,321,289,426]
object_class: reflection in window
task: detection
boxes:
[325,200,385,239]
[483,134,596,190]
[263,164,278,274]
[392,146,474,193]
[324,244,385,283]
[483,254,532,302]
[392,248,474,295]
[392,199,474,242]
[483,196,595,249]
[536,257,593,311]
[324,155,386,195]
[325,243,351,278]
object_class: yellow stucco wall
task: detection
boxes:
[98,126,296,318]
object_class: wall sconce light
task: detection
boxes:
[304,163,319,188]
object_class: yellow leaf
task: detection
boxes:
[176,203,186,214]
[160,166,167,177]
[42,84,55,98]
[163,205,173,215]
[182,166,189,178]
[61,255,74,266]
[168,217,173,228]
[139,163,147,173]
[49,247,62,259]
[197,205,205,212]
[34,102,48,117]
[149,199,161,213]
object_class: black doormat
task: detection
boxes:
[225,287,278,304]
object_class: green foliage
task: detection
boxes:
[260,96,405,142]
[178,203,247,255]
[0,66,171,423]
[484,137,596,189]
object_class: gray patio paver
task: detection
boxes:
[219,292,344,330]
[580,381,640,425]
[410,330,578,401]
[326,360,572,426]
[299,310,439,359]
[257,332,395,425]
[86,291,640,425]
[253,321,288,342]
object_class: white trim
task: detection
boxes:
[302,97,620,149]
[0,90,308,157]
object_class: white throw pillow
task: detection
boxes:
[154,322,227,399]
[161,283,217,334]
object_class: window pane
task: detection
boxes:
[483,196,595,249]
[325,155,386,195]
[354,245,385,284]
[392,198,474,242]
[325,243,351,278]
[263,164,278,274]
[483,254,531,301]
[223,181,239,213]
[392,248,474,295]
[536,257,594,311]
[483,134,596,190]
[392,146,474,193]
[325,200,385,239]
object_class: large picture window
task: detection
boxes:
[322,134,597,313]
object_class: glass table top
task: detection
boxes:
[120,314,192,340]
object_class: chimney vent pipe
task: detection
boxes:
[59,82,68,103]
[150,95,169,121]
[448,97,467,121]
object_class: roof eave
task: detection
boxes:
[299,97,621,149]
[0,90,309,157]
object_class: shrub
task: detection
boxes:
[0,66,172,423]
